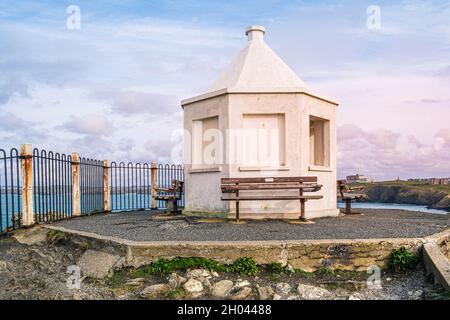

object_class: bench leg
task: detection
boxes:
[299,199,306,221]
[236,200,240,223]
[345,199,351,214]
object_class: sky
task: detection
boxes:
[0,0,449,180]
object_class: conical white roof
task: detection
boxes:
[181,26,338,106]
[209,25,307,91]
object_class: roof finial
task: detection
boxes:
[246,25,265,41]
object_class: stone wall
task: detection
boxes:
[45,226,427,272]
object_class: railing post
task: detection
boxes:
[20,144,34,227]
[151,162,158,210]
[72,152,81,216]
[103,160,110,213]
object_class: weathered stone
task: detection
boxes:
[186,269,211,279]
[297,284,331,300]
[287,294,300,300]
[273,293,282,300]
[212,280,234,297]
[285,264,294,274]
[231,287,252,300]
[258,286,275,300]
[348,295,360,300]
[235,280,251,288]
[183,279,203,294]
[140,284,171,299]
[125,278,145,286]
[168,273,187,289]
[275,282,292,295]
[0,260,7,271]
[77,250,121,279]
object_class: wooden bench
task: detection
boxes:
[221,177,323,222]
[337,180,365,214]
[155,179,184,213]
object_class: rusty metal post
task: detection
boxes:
[103,160,110,213]
[20,144,34,227]
[71,152,81,216]
[151,162,158,210]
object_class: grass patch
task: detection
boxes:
[108,272,128,288]
[266,262,285,275]
[164,288,186,299]
[388,247,419,272]
[229,257,259,276]
[294,268,311,277]
[315,267,335,276]
[131,256,260,277]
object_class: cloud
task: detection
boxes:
[337,124,450,180]
[0,77,29,105]
[58,114,114,136]
[90,89,180,116]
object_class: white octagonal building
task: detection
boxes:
[181,25,339,219]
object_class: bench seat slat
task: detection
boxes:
[221,195,323,201]
[221,177,317,184]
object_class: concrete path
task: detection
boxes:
[52,209,449,242]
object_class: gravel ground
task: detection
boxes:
[0,238,113,299]
[53,209,449,241]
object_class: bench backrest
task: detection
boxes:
[221,177,317,184]
[337,180,347,197]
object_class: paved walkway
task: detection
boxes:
[52,209,450,242]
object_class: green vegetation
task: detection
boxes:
[315,267,335,276]
[388,247,419,271]
[265,262,285,275]
[294,268,311,277]
[46,230,69,244]
[164,288,186,299]
[229,257,260,276]
[109,271,128,288]
[133,257,228,277]
[131,256,260,277]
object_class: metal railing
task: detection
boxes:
[32,149,73,223]
[0,144,185,234]
[109,162,152,212]
[0,148,22,232]
[80,158,104,215]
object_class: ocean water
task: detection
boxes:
[338,201,448,215]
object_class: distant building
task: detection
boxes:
[408,177,449,185]
[429,178,449,185]
[346,174,373,184]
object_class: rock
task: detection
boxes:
[125,278,146,286]
[0,260,7,271]
[348,295,360,300]
[140,284,171,299]
[211,271,219,277]
[186,269,211,279]
[258,286,275,300]
[212,280,234,297]
[168,273,187,289]
[231,287,252,300]
[386,277,392,282]
[297,284,332,300]
[235,280,251,288]
[285,264,295,274]
[77,250,121,279]
[273,294,282,300]
[287,295,300,300]
[275,282,292,295]
[183,279,203,294]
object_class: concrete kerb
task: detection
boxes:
[422,229,450,290]
[42,225,450,273]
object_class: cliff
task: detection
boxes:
[355,182,450,212]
